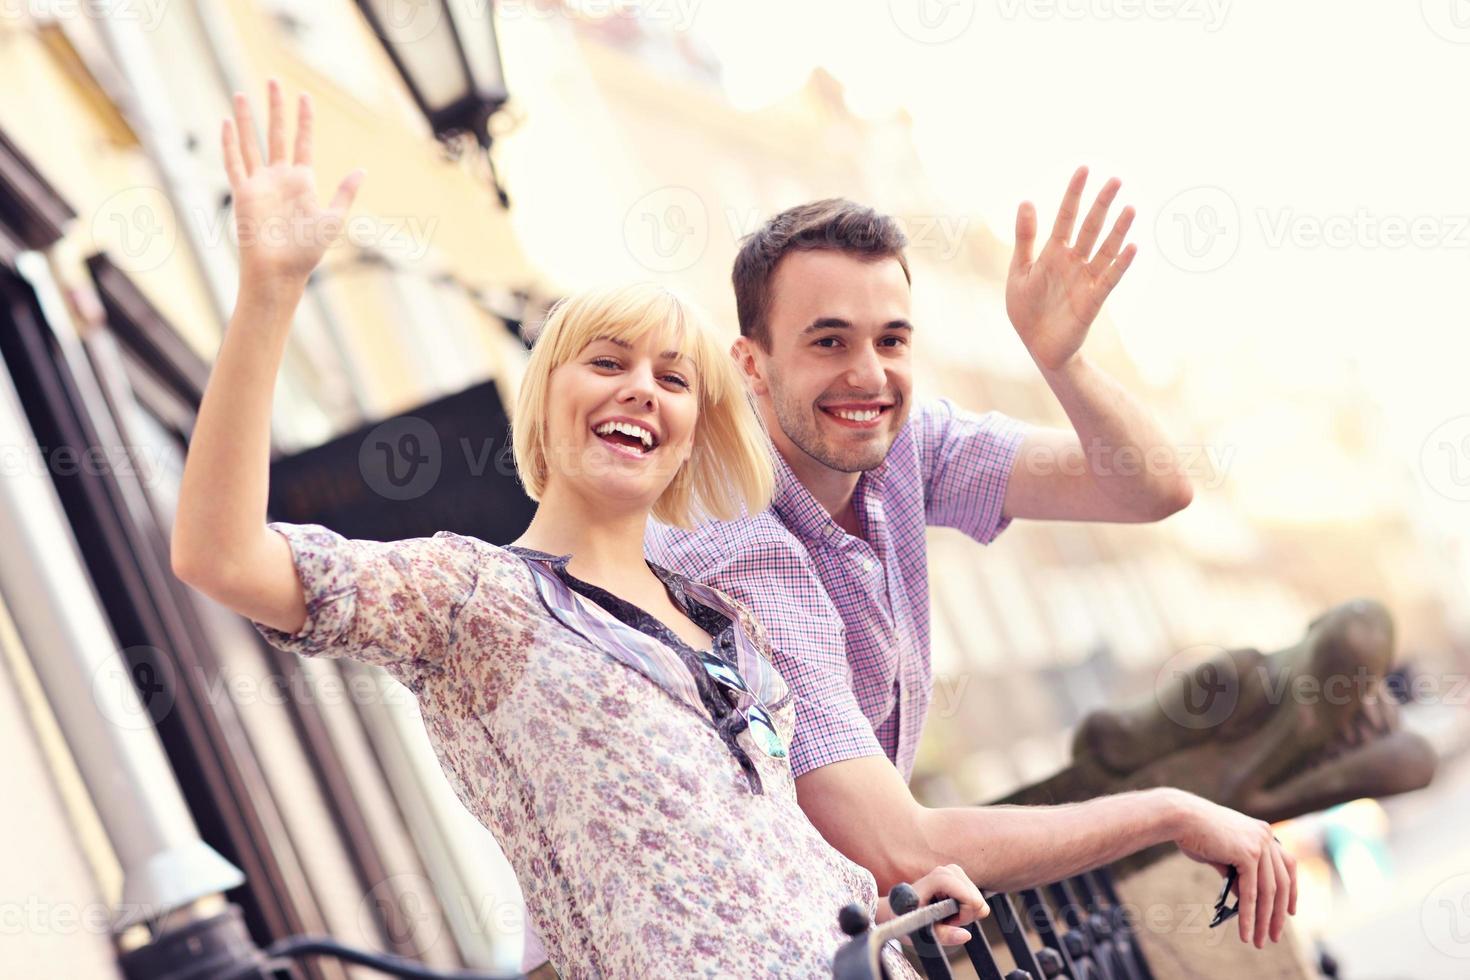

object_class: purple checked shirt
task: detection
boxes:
[646,398,1028,780]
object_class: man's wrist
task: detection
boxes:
[1146,786,1196,845]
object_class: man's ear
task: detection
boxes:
[730,336,770,397]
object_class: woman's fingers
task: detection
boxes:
[327,168,367,219]
[231,92,262,176]
[293,92,313,167]
[267,78,287,165]
[935,924,972,945]
[221,119,245,188]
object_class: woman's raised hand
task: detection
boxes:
[221,78,365,287]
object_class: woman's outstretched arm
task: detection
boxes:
[171,77,363,634]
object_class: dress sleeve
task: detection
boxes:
[917,398,1029,545]
[248,521,487,686]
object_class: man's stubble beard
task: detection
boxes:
[766,364,899,475]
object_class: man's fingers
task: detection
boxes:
[1269,845,1290,943]
[1073,177,1121,257]
[1012,201,1037,274]
[1285,849,1299,917]
[232,92,262,176]
[1095,243,1137,302]
[221,119,245,188]
[1253,850,1274,948]
[1236,861,1257,946]
[267,78,287,165]
[1088,205,1136,275]
[293,92,314,167]
[1049,165,1088,244]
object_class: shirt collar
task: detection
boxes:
[770,443,889,546]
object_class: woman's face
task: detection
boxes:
[541,330,698,512]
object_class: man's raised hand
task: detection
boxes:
[221,78,365,287]
[1005,165,1138,371]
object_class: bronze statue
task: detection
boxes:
[998,598,1435,852]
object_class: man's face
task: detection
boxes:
[739,249,914,474]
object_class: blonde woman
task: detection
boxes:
[171,80,985,977]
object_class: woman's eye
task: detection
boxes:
[662,374,691,389]
[591,357,620,369]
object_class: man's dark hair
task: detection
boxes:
[732,198,911,350]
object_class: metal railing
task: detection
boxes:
[833,866,1155,980]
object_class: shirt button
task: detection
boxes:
[862,558,876,572]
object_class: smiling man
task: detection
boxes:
[646,168,1300,949]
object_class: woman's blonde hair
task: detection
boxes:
[512,282,775,529]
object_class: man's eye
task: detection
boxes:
[880,336,909,347]
[815,337,841,348]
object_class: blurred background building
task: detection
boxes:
[0,1,1466,977]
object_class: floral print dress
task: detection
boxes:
[249,522,915,979]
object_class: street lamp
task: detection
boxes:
[356,0,512,206]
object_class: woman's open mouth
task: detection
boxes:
[591,419,660,458]
[819,404,893,430]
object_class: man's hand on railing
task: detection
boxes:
[1163,788,1299,948]
[875,864,989,945]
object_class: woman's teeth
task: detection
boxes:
[592,420,656,451]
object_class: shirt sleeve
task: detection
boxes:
[917,398,1029,545]
[705,531,887,778]
[248,521,486,687]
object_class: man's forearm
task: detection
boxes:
[1036,351,1193,519]
[917,787,1186,892]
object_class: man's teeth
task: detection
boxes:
[593,420,655,449]
[829,408,883,422]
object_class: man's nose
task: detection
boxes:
[846,344,886,392]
